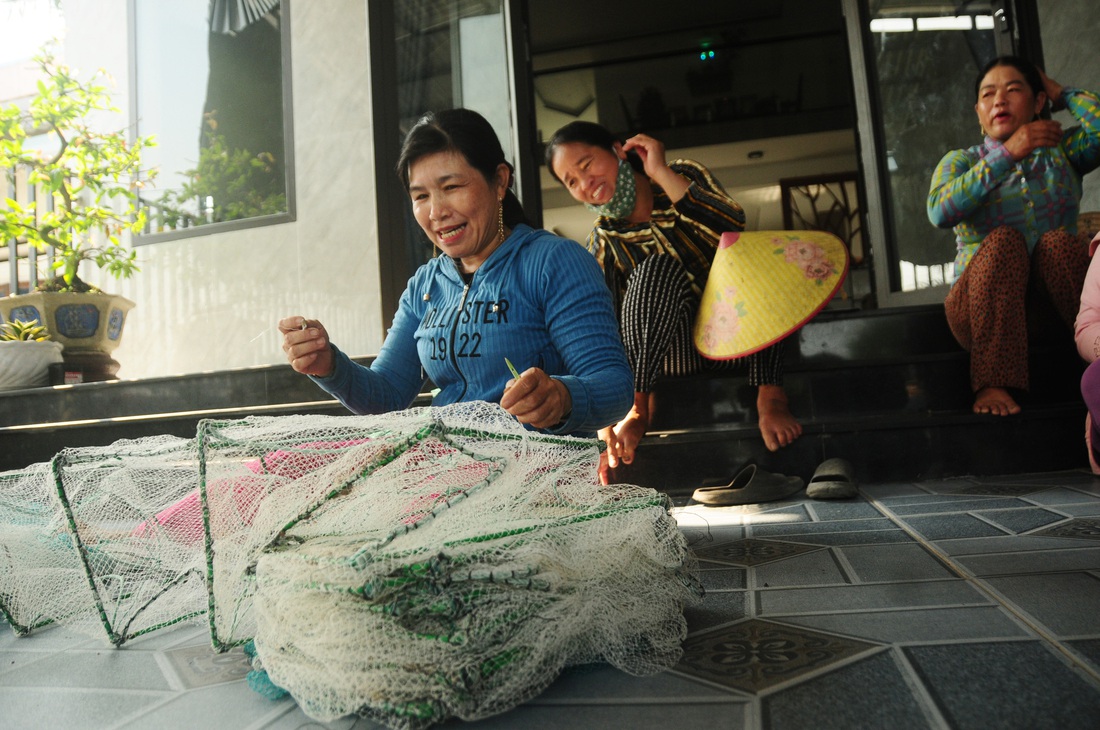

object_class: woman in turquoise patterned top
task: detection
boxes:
[928,55,1100,416]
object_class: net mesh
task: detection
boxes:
[0,436,206,642]
[0,402,701,729]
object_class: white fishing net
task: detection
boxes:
[0,436,206,642]
[0,402,701,729]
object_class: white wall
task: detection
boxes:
[61,0,384,379]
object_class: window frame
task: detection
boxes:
[367,0,538,328]
[126,0,297,245]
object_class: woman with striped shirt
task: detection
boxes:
[547,123,801,483]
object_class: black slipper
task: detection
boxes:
[806,457,857,499]
[692,464,805,506]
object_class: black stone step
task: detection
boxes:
[0,306,1088,484]
[613,401,1088,496]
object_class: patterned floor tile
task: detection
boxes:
[971,471,1100,488]
[935,534,1100,556]
[684,589,748,634]
[760,579,986,615]
[959,548,1100,577]
[693,538,823,567]
[894,477,980,495]
[981,572,1100,636]
[748,529,914,547]
[118,679,292,729]
[698,566,748,591]
[458,702,752,730]
[950,483,1049,497]
[750,518,895,536]
[1059,502,1100,517]
[782,606,1028,644]
[536,663,735,702]
[740,504,813,523]
[1031,517,1100,541]
[1025,487,1100,507]
[675,618,879,694]
[162,643,251,689]
[888,497,1029,515]
[859,482,934,499]
[974,508,1068,534]
[805,501,883,521]
[762,651,930,730]
[9,468,1100,730]
[1,687,172,730]
[904,641,1100,729]
[900,514,1009,540]
[1066,638,1100,673]
[837,543,954,582]
[754,549,848,588]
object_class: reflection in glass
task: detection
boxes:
[534,33,853,152]
[866,1,995,292]
[134,0,289,233]
[391,0,511,270]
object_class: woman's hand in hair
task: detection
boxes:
[1038,68,1065,111]
[623,133,689,202]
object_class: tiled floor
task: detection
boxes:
[4,468,1100,729]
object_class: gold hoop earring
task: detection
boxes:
[497,198,505,242]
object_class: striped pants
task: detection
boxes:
[620,254,784,392]
[944,225,1088,392]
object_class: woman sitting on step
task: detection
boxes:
[928,55,1100,416]
[1074,230,1100,473]
[545,122,802,484]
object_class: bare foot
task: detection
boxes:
[973,386,1021,416]
[757,384,802,451]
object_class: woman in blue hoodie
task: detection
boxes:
[280,109,633,436]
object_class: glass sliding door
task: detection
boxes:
[370,0,535,326]
[1037,0,1100,216]
[845,0,999,305]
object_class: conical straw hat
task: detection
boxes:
[694,230,848,360]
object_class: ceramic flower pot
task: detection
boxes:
[0,291,135,381]
[0,340,64,390]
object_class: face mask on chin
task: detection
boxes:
[584,156,637,219]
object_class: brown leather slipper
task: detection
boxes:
[692,464,805,506]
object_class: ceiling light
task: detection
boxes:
[916,16,973,31]
[869,18,914,33]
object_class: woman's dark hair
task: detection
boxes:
[975,55,1050,119]
[396,108,529,227]
[543,121,644,184]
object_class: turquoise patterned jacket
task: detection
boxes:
[928,88,1100,281]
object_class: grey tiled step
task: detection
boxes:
[0,306,1087,482]
[0,306,961,430]
[614,402,1089,494]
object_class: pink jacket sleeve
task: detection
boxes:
[1075,232,1100,363]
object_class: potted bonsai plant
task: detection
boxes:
[0,318,63,390]
[0,46,155,381]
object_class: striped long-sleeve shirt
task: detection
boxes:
[586,159,746,315]
[927,87,1100,280]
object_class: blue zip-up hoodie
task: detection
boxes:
[312,224,633,435]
